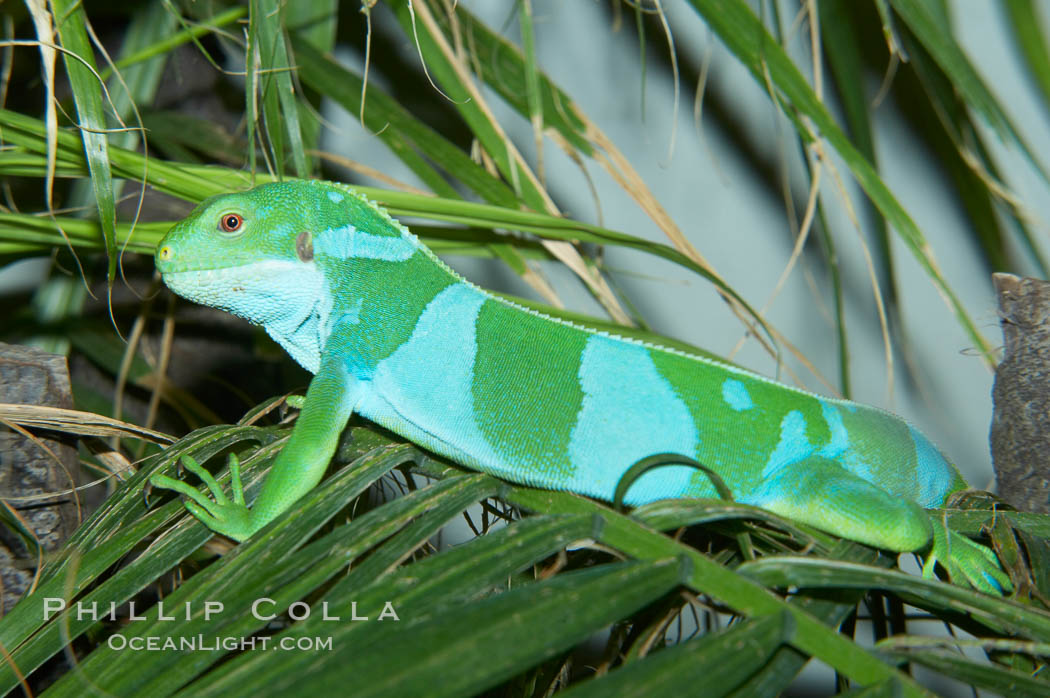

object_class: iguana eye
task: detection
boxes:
[219,213,243,233]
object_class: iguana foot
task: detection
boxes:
[149,454,255,542]
[922,518,1012,594]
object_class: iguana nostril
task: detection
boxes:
[158,245,174,262]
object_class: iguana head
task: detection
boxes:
[157,179,328,275]
[155,181,340,372]
[155,179,427,373]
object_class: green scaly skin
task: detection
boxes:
[149,179,1009,594]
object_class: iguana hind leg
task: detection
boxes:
[740,457,1009,593]
[741,457,934,552]
[924,516,1011,593]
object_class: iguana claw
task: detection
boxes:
[922,517,1012,594]
[149,454,256,542]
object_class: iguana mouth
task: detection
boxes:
[160,264,253,276]
[159,268,237,298]
[158,266,287,305]
[155,241,260,275]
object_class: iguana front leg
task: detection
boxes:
[150,350,363,541]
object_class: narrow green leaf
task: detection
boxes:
[250,0,308,177]
[739,556,1050,640]
[818,0,896,396]
[50,0,117,286]
[443,466,931,694]
[0,106,768,345]
[684,0,995,364]
[284,0,337,53]
[289,559,688,698]
[41,426,279,579]
[894,16,1017,273]
[518,0,545,184]
[0,108,235,200]
[945,510,1050,539]
[445,4,591,153]
[388,0,547,212]
[102,6,247,78]
[139,110,246,166]
[889,0,1049,182]
[1003,0,1050,120]
[728,558,878,698]
[560,613,793,698]
[0,518,212,697]
[631,498,822,548]
[0,213,163,254]
[883,648,1050,697]
[290,38,515,205]
[836,678,910,698]
[49,472,496,698]
[0,513,169,689]
[181,512,602,696]
[106,0,178,151]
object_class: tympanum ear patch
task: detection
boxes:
[296,231,314,262]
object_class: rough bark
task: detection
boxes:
[0,343,81,612]
[990,274,1050,514]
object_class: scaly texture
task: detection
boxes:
[150,180,1007,593]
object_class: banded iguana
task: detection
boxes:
[150,179,1008,593]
